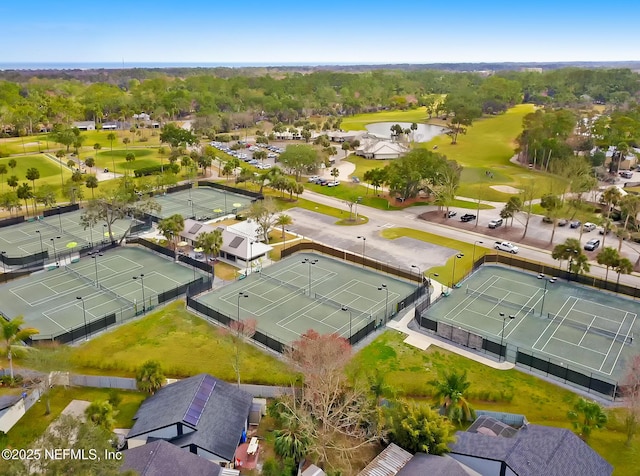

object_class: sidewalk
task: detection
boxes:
[386,279,515,370]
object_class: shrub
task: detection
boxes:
[133,163,180,177]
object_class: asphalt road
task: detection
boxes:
[287,189,640,288]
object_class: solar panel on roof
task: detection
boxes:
[229,236,244,249]
[188,223,203,234]
[183,375,216,427]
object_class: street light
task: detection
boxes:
[187,199,195,218]
[378,284,389,324]
[538,273,557,317]
[50,236,61,265]
[472,240,483,267]
[76,296,88,341]
[302,258,318,295]
[356,236,366,268]
[132,273,146,312]
[88,224,93,247]
[246,241,256,276]
[237,292,248,320]
[411,264,422,283]
[341,306,353,343]
[57,206,63,232]
[499,312,516,362]
[35,230,44,256]
[451,254,464,288]
[103,224,108,244]
[91,252,103,286]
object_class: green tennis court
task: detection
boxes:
[151,187,253,221]
[0,247,209,340]
[0,209,132,260]
[427,265,640,381]
[193,252,418,345]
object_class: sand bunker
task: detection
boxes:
[491,185,521,194]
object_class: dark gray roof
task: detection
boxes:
[121,440,221,476]
[128,374,253,461]
[397,454,475,476]
[0,394,22,411]
[450,418,612,476]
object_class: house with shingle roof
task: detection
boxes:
[121,439,223,476]
[126,374,253,465]
[449,415,612,476]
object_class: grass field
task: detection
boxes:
[95,148,164,173]
[381,227,489,285]
[66,301,296,385]
[0,154,74,202]
[341,107,433,131]
[349,331,635,476]
[6,386,146,450]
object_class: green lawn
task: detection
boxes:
[94,148,163,172]
[349,331,635,476]
[0,154,74,202]
[66,301,296,385]
[381,227,490,285]
[341,107,432,131]
[6,386,146,449]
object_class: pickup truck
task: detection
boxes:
[494,241,519,254]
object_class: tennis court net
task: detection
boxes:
[261,274,306,295]
[98,283,136,307]
[313,292,369,319]
[466,287,535,314]
[65,265,95,287]
[548,313,633,344]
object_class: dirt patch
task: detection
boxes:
[490,185,521,194]
[417,211,556,251]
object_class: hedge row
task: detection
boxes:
[134,163,180,177]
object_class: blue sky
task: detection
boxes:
[1,0,639,64]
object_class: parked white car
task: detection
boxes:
[494,241,519,254]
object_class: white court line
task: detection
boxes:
[599,313,629,373]
[541,298,579,352]
[532,296,576,350]
[504,288,545,339]
[549,335,607,356]
[607,311,637,375]
[577,314,598,347]
[444,275,501,321]
[569,306,634,326]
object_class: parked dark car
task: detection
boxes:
[584,239,600,251]
[460,214,477,222]
[558,219,568,227]
[488,218,504,229]
[570,220,581,229]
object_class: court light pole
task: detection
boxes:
[538,274,557,317]
[472,240,483,267]
[188,199,194,218]
[429,272,439,289]
[451,253,464,288]
[566,248,578,281]
[91,252,103,286]
[103,224,108,244]
[35,230,44,256]
[302,258,318,295]
[499,312,516,362]
[411,264,422,283]
[237,292,248,321]
[57,206,63,232]
[341,306,353,343]
[133,273,146,312]
[378,284,389,324]
[356,236,366,268]
[50,236,61,265]
[76,296,88,341]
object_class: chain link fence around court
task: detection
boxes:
[413,252,627,400]
[188,244,427,353]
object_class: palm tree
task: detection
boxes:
[158,214,185,253]
[85,400,116,431]
[568,398,607,442]
[275,213,293,240]
[195,229,223,275]
[596,247,620,283]
[429,370,475,425]
[615,257,633,290]
[7,175,18,191]
[618,195,640,251]
[274,421,310,466]
[1,316,39,380]
[93,143,101,165]
[135,360,165,394]
[106,132,116,174]
[123,137,130,150]
[0,164,6,193]
[7,158,16,173]
[85,175,99,198]
[25,167,40,212]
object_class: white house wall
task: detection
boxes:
[0,399,25,433]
